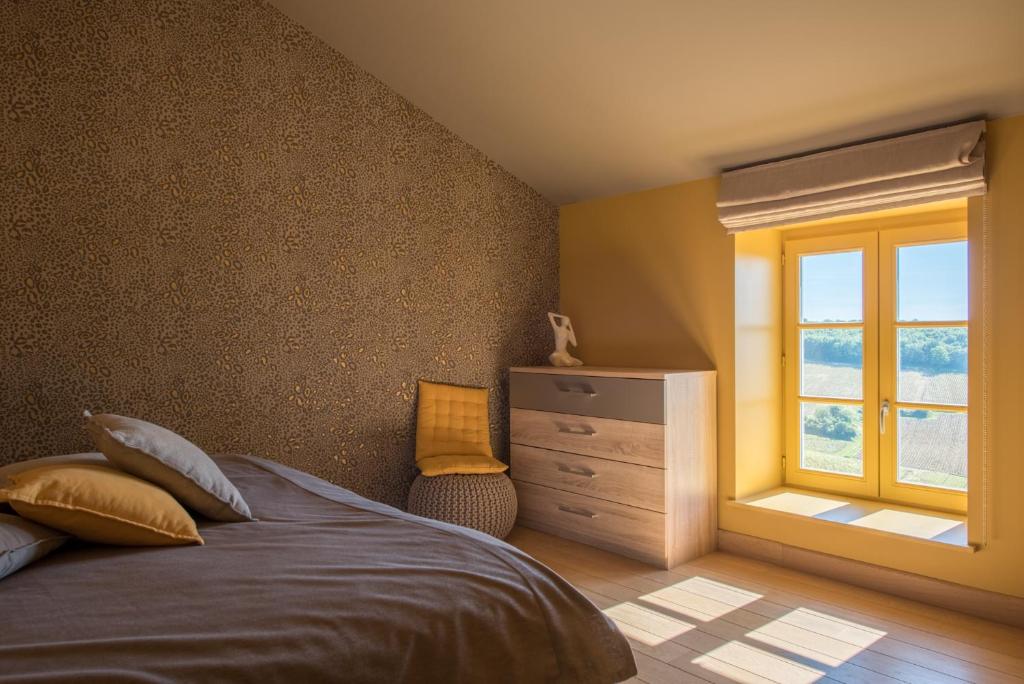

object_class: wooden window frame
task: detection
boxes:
[783,220,969,513]
[784,232,879,498]
[879,223,968,512]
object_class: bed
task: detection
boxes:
[0,454,636,683]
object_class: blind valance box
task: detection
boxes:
[718,120,986,232]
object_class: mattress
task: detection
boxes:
[0,454,636,683]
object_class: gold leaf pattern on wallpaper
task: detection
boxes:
[0,0,558,508]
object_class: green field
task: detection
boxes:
[802,362,966,405]
[802,433,863,475]
[896,410,967,490]
[801,362,967,490]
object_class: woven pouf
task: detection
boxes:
[407,473,518,539]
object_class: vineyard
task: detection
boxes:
[800,359,967,490]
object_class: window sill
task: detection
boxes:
[729,486,972,551]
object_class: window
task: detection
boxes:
[784,222,968,512]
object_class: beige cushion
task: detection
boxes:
[0,464,203,546]
[85,412,253,522]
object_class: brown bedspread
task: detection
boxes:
[0,455,635,683]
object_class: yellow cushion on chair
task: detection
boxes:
[417,454,508,477]
[415,380,505,476]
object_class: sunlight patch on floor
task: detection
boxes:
[782,606,887,641]
[613,619,679,648]
[638,576,763,621]
[693,640,826,684]
[637,591,724,623]
[672,575,764,605]
[745,491,850,517]
[848,508,962,539]
[596,571,885,680]
[603,601,697,644]
[744,607,886,666]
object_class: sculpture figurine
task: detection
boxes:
[547,312,583,367]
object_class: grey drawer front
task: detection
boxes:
[510,372,665,424]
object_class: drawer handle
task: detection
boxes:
[557,425,597,436]
[557,504,598,519]
[557,463,598,478]
[556,387,598,397]
[561,385,598,401]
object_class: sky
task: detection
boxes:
[800,240,967,323]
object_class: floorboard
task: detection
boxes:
[506,527,1024,684]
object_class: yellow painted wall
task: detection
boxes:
[559,178,737,512]
[559,114,1024,597]
[733,229,784,499]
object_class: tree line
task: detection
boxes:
[803,327,966,373]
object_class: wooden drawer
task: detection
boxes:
[510,408,665,468]
[510,372,665,424]
[514,480,666,567]
[511,444,665,512]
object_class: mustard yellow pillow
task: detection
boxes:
[415,380,495,462]
[417,454,508,477]
[0,465,203,546]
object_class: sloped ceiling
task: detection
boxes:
[268,0,1024,204]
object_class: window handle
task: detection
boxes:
[880,400,891,434]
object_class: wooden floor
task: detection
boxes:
[506,527,1024,684]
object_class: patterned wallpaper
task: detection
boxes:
[0,0,558,508]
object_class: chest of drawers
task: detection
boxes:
[509,366,716,568]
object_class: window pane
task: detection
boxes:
[897,241,967,322]
[800,250,862,323]
[897,409,967,491]
[897,327,967,406]
[800,402,863,476]
[800,328,862,399]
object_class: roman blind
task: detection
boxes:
[717,120,987,233]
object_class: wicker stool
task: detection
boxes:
[407,473,518,539]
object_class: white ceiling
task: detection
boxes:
[268,0,1024,205]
